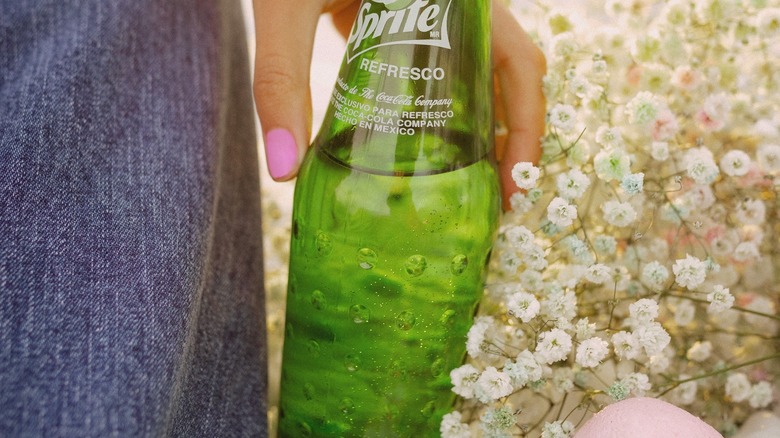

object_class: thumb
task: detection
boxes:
[252,0,324,181]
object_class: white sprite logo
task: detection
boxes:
[347,0,452,63]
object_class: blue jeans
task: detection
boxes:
[0,0,267,436]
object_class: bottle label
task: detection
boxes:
[347,0,452,63]
[331,0,456,138]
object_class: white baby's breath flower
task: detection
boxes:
[626,91,662,125]
[686,340,712,362]
[707,285,735,314]
[719,150,752,176]
[629,298,660,326]
[696,92,731,131]
[641,260,670,289]
[556,168,591,200]
[672,254,707,289]
[575,318,596,340]
[503,225,536,250]
[535,328,573,364]
[674,299,696,327]
[607,380,630,401]
[541,420,575,438]
[475,366,514,403]
[736,199,766,225]
[504,350,543,387]
[756,8,780,36]
[575,337,609,368]
[652,108,679,141]
[601,200,638,227]
[509,191,534,214]
[585,263,611,284]
[748,381,774,409]
[612,330,641,360]
[651,141,670,161]
[672,377,698,406]
[522,245,549,271]
[733,241,760,262]
[440,411,471,438]
[684,147,720,184]
[594,235,617,255]
[594,148,631,182]
[511,162,541,190]
[506,291,541,323]
[726,373,752,402]
[621,173,644,195]
[625,373,652,397]
[550,32,579,60]
[550,366,574,393]
[467,316,494,359]
[480,405,517,436]
[450,364,481,399]
[548,104,578,132]
[635,322,671,356]
[547,197,578,228]
[595,125,624,148]
[756,143,780,174]
[541,289,577,322]
[671,65,702,90]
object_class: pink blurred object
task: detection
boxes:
[575,397,723,438]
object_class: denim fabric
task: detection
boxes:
[0,0,267,436]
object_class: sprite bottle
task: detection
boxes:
[278,0,499,436]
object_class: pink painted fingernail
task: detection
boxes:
[265,128,298,179]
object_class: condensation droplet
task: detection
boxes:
[430,358,445,377]
[307,339,320,356]
[296,420,312,437]
[451,254,468,275]
[420,400,436,416]
[357,248,378,269]
[344,354,361,372]
[439,309,455,326]
[349,304,370,323]
[339,398,355,414]
[310,290,326,309]
[404,254,427,277]
[396,310,416,330]
[315,231,333,256]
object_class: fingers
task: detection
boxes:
[492,1,546,210]
[252,0,326,180]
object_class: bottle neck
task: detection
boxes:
[314,0,493,176]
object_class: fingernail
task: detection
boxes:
[265,128,298,179]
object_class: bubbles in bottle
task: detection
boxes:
[357,248,378,269]
[420,400,436,416]
[451,254,468,275]
[310,290,326,309]
[344,354,362,372]
[404,254,427,277]
[307,339,320,356]
[430,358,445,377]
[349,304,370,324]
[315,231,333,256]
[439,309,456,326]
[339,397,355,415]
[395,310,416,330]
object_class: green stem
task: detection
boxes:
[657,352,780,397]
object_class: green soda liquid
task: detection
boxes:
[278,148,499,437]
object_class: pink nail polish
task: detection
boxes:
[265,128,298,179]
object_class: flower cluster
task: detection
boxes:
[444,0,780,436]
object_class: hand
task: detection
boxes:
[252,0,545,209]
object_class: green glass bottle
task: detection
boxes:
[278,0,499,436]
